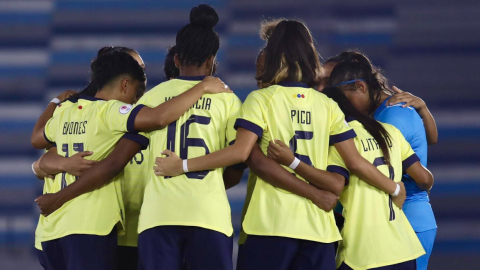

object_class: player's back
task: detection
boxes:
[40,95,146,242]
[137,76,241,237]
[331,119,425,269]
[35,99,76,249]
[238,82,355,243]
[118,147,149,247]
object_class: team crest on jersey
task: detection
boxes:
[119,104,133,114]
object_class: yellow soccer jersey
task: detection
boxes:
[238,171,257,245]
[40,96,148,242]
[118,146,150,247]
[137,76,242,237]
[329,119,425,270]
[35,99,76,250]
[236,82,356,243]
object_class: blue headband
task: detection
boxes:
[332,79,366,87]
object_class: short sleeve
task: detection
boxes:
[234,91,267,139]
[327,146,350,184]
[226,95,247,170]
[44,116,59,145]
[225,95,243,147]
[122,131,150,150]
[100,100,145,133]
[329,100,357,145]
[397,128,420,171]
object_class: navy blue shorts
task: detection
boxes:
[117,245,138,270]
[41,228,117,270]
[138,226,233,270]
[36,248,52,270]
[338,260,416,270]
[237,235,336,270]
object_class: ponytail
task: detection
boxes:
[323,86,392,165]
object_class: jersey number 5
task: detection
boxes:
[166,115,211,180]
[373,157,396,221]
[289,131,314,167]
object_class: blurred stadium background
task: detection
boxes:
[0,0,479,269]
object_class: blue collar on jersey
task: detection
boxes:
[331,79,365,87]
[176,75,206,81]
[277,82,309,88]
[345,116,356,122]
[79,95,105,101]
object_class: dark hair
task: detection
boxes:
[72,46,139,99]
[91,50,146,97]
[323,86,392,165]
[256,19,282,87]
[257,20,322,88]
[164,45,179,79]
[259,18,283,41]
[328,52,393,116]
[325,51,362,65]
[175,4,219,67]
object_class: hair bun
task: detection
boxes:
[190,4,219,29]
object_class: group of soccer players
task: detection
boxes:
[29,4,438,270]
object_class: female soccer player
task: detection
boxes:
[31,89,80,270]
[32,46,145,270]
[31,50,229,270]
[155,19,408,270]
[268,86,432,269]
[321,51,438,145]
[121,5,243,270]
[328,52,437,270]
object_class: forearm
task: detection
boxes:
[406,162,434,191]
[39,149,68,174]
[188,144,247,172]
[55,159,124,204]
[134,84,206,131]
[334,139,396,194]
[294,162,344,196]
[246,145,317,200]
[52,139,141,205]
[32,159,48,180]
[418,106,438,145]
[31,103,57,149]
[188,128,256,172]
[223,167,245,190]
[350,158,397,194]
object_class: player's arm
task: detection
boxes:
[246,144,338,212]
[38,147,97,177]
[31,90,77,149]
[406,162,434,191]
[334,139,406,208]
[386,86,438,145]
[154,128,258,177]
[266,140,345,196]
[32,158,53,180]
[398,129,434,191]
[223,166,245,190]
[133,76,231,131]
[35,138,142,216]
